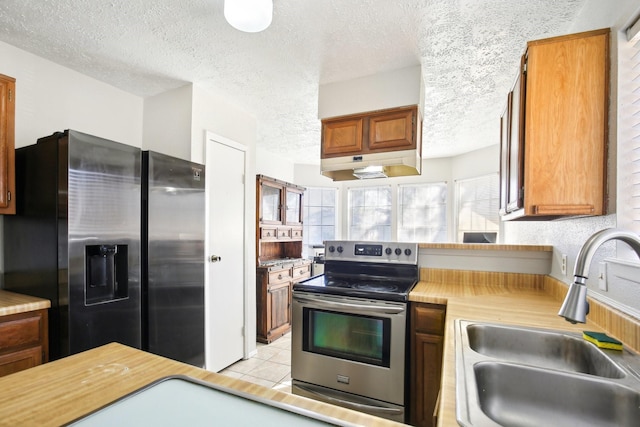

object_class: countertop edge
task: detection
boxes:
[0,289,51,316]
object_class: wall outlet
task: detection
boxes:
[561,254,567,276]
[598,262,608,291]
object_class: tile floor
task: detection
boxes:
[219,333,292,393]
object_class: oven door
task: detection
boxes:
[291,291,407,414]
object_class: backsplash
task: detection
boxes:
[502,214,640,322]
[545,275,640,353]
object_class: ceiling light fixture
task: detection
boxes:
[224,0,273,33]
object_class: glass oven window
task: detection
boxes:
[302,308,391,367]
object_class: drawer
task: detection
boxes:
[0,313,43,351]
[292,264,311,282]
[290,227,303,240]
[260,227,278,240]
[0,346,42,377]
[268,269,292,285]
[413,304,446,335]
[277,227,291,239]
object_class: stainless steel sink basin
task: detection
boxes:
[455,320,640,426]
[474,362,640,427]
[466,323,625,378]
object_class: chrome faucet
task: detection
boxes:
[558,228,640,324]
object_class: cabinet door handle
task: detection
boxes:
[266,232,271,236]
[209,255,222,263]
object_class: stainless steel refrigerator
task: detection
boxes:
[141,151,205,368]
[3,130,142,360]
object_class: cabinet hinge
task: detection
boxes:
[522,62,527,74]
[7,191,10,201]
[8,89,12,102]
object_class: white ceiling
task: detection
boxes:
[0,0,586,164]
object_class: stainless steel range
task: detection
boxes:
[291,240,419,423]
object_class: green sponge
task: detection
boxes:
[583,331,623,351]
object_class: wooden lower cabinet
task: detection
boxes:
[409,303,446,427]
[0,309,48,377]
[256,261,311,344]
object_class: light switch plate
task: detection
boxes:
[598,262,608,291]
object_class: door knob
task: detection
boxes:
[209,255,222,263]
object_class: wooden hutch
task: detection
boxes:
[255,175,311,343]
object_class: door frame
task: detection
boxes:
[204,130,256,364]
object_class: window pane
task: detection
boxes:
[397,182,447,243]
[348,186,391,241]
[303,187,337,256]
[455,174,499,242]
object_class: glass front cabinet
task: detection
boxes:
[256,175,310,343]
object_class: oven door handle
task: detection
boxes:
[293,295,405,314]
[295,383,404,417]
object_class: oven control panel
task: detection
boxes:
[324,240,418,264]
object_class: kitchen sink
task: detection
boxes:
[466,323,625,378]
[455,320,640,426]
[474,362,640,427]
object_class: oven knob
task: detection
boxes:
[337,246,344,253]
[395,248,402,255]
[404,248,412,256]
[385,247,392,255]
[328,245,335,253]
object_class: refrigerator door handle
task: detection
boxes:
[209,255,222,263]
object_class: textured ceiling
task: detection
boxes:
[0,0,586,163]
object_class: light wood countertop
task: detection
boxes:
[0,342,403,426]
[0,289,50,316]
[410,280,611,427]
[419,243,553,251]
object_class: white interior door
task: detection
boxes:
[205,132,246,372]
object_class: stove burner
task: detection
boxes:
[354,283,400,293]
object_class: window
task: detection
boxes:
[397,182,447,242]
[302,187,336,253]
[456,174,499,243]
[620,19,640,234]
[348,186,391,241]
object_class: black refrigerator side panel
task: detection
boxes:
[4,138,63,359]
[143,151,205,367]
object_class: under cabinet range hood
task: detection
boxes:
[318,66,425,181]
[321,149,422,181]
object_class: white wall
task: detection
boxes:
[191,84,258,165]
[0,40,143,149]
[451,144,500,181]
[0,41,144,286]
[318,65,424,119]
[256,147,296,182]
[143,85,193,160]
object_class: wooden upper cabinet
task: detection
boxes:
[0,74,16,215]
[368,107,415,151]
[321,105,419,158]
[499,96,510,216]
[322,118,363,156]
[507,57,525,214]
[500,28,609,220]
